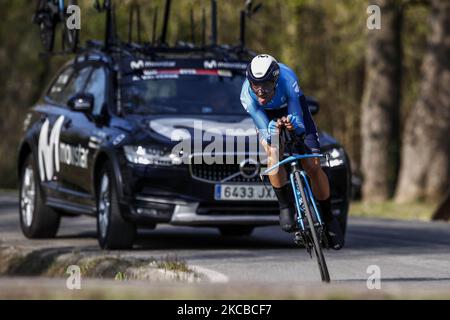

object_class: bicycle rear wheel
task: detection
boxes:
[294,171,330,283]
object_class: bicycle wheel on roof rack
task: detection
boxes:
[294,170,330,283]
[34,0,55,52]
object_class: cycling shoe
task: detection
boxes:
[279,207,297,233]
[324,217,345,250]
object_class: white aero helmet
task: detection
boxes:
[246,54,280,84]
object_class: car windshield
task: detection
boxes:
[121,71,247,115]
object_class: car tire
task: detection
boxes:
[96,162,136,250]
[19,154,60,238]
[219,226,254,236]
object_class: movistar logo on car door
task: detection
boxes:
[38,115,89,182]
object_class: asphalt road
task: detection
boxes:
[1,192,449,297]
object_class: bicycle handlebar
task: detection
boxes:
[261,122,325,175]
[262,153,324,175]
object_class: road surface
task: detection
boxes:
[0,192,449,298]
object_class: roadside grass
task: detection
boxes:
[0,246,199,282]
[349,200,439,221]
[154,255,192,273]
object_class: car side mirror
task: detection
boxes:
[306,96,320,115]
[68,93,94,112]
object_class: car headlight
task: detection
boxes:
[123,145,183,166]
[321,147,346,168]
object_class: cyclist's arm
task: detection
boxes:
[240,84,271,143]
[286,80,306,136]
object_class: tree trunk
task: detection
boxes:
[361,0,402,201]
[395,0,450,203]
[432,191,450,221]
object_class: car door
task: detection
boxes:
[38,64,92,205]
[62,64,110,203]
[49,64,94,207]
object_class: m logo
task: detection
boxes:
[130,60,144,69]
[38,116,65,181]
[204,60,217,69]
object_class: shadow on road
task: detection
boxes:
[133,226,297,251]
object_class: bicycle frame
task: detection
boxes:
[263,153,325,231]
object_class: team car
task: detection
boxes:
[17,46,352,249]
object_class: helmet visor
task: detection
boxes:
[250,80,276,97]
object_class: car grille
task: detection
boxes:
[190,163,262,183]
[189,155,264,183]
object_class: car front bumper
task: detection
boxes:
[117,155,350,227]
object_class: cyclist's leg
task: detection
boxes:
[262,108,297,232]
[298,94,329,201]
[263,107,289,189]
[298,96,344,248]
[300,141,343,249]
[262,138,287,188]
[262,139,296,232]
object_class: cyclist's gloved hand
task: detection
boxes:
[258,120,279,146]
[286,114,306,136]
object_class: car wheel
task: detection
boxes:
[19,154,60,238]
[96,162,136,249]
[219,226,254,236]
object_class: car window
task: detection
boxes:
[47,66,74,103]
[84,68,106,116]
[57,66,93,106]
[121,74,247,115]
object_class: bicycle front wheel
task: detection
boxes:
[294,171,330,283]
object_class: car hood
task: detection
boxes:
[123,114,339,149]
[147,115,257,140]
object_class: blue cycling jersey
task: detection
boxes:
[240,63,307,143]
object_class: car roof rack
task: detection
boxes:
[40,0,261,63]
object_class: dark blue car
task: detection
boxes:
[17,47,351,249]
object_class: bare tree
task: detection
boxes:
[395,0,450,202]
[361,0,402,201]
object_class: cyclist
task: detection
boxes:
[240,54,344,250]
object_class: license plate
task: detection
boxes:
[214,184,276,201]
